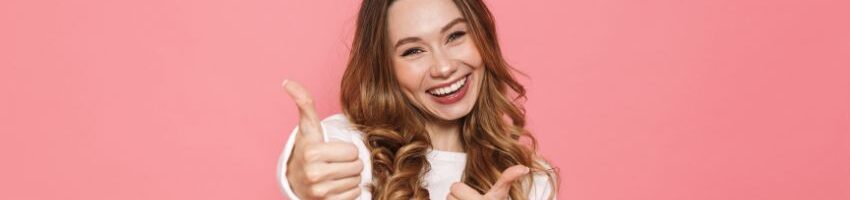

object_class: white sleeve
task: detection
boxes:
[528,173,557,200]
[528,160,558,200]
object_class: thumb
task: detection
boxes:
[484,165,529,200]
[282,80,325,144]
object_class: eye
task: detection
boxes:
[447,31,467,43]
[401,48,424,57]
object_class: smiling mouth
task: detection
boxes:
[427,74,469,97]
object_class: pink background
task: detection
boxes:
[1,0,849,199]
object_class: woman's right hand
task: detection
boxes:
[283,80,363,200]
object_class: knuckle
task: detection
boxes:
[351,189,362,199]
[309,187,328,198]
[341,143,358,152]
[353,175,362,183]
[353,160,364,172]
[303,148,322,162]
[450,183,461,192]
[295,97,314,108]
[342,146,358,159]
[305,169,325,183]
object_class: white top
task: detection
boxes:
[277,114,556,200]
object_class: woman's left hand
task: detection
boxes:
[448,165,530,200]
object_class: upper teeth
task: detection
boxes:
[429,77,466,96]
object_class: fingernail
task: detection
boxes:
[282,79,289,87]
[522,166,530,174]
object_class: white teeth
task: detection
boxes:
[429,76,467,96]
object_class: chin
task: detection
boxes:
[431,104,474,121]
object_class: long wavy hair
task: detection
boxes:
[340,0,558,199]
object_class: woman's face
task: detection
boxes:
[387,0,485,121]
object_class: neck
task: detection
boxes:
[425,118,464,153]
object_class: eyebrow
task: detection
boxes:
[393,18,467,49]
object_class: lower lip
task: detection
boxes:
[430,75,471,105]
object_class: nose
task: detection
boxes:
[429,49,458,79]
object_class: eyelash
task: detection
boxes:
[447,31,466,42]
[400,31,467,57]
[401,48,423,57]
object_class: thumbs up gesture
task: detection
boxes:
[283,80,363,200]
[448,165,530,200]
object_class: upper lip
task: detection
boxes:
[426,74,470,91]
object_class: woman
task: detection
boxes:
[278,0,558,199]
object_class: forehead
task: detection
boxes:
[387,0,464,40]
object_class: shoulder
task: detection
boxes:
[319,113,354,130]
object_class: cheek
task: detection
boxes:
[451,41,484,69]
[392,61,429,94]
